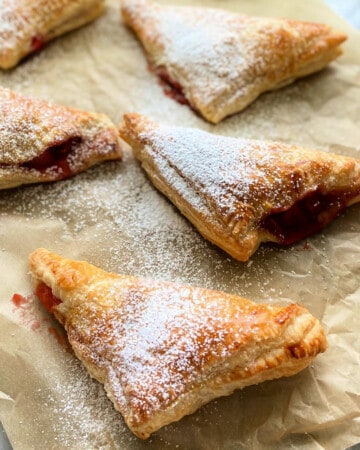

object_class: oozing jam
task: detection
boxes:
[31,34,45,52]
[151,65,190,106]
[35,282,62,313]
[261,190,349,245]
[23,137,81,178]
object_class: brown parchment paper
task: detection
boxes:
[0,0,360,449]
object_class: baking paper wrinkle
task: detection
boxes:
[0,0,359,448]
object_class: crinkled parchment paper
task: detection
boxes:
[0,0,359,448]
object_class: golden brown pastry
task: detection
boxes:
[121,0,346,123]
[29,247,327,439]
[120,113,360,262]
[0,0,105,69]
[0,87,123,189]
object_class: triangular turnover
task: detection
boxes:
[29,248,327,438]
[120,113,360,261]
[121,0,346,123]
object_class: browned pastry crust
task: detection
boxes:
[29,247,327,439]
[119,113,360,261]
[121,0,347,123]
[0,0,105,69]
[0,87,123,189]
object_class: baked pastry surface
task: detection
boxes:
[121,0,346,123]
[0,0,105,69]
[29,247,327,439]
[0,87,122,189]
[120,113,360,261]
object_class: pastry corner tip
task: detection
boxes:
[28,247,50,264]
[28,248,62,279]
[288,303,328,358]
[119,112,156,141]
[327,27,348,49]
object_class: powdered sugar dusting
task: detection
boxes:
[33,354,132,449]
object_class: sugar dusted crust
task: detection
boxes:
[121,0,346,123]
[29,248,327,439]
[0,0,105,69]
[0,87,123,189]
[119,113,360,262]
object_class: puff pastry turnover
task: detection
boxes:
[29,247,327,439]
[120,113,360,262]
[121,0,346,123]
[0,0,105,69]
[0,87,122,189]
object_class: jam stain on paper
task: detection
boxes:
[11,293,42,331]
[11,293,72,353]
